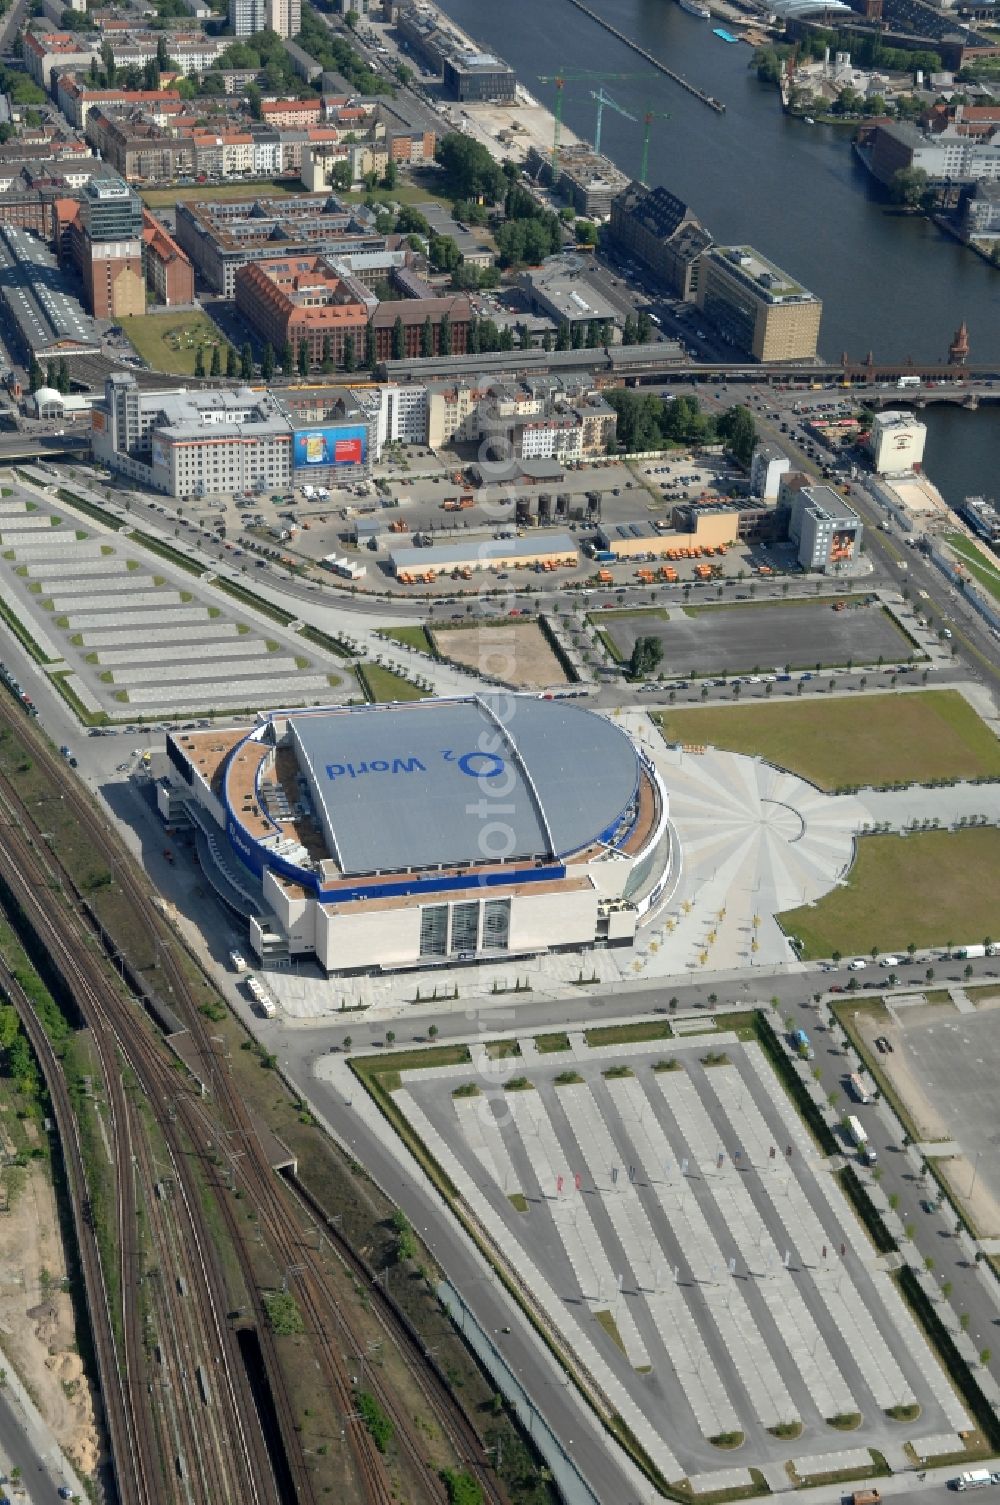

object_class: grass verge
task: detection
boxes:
[357,663,428,702]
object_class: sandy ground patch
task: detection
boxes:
[434,620,568,690]
[0,1161,100,1476]
[855,1002,1000,1238]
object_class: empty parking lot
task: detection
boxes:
[600,599,918,677]
[387,1030,968,1485]
[0,474,344,719]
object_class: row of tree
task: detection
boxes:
[193,342,256,381]
[603,389,757,466]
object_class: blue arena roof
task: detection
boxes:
[288,695,640,875]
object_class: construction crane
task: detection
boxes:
[590,88,636,156]
[639,106,671,187]
[537,69,647,182]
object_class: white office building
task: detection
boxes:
[92,374,292,497]
[750,442,790,501]
[869,410,927,475]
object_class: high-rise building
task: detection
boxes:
[75,177,145,318]
[228,0,267,35]
[266,0,301,38]
[80,177,143,241]
[697,246,822,362]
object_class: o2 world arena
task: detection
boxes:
[163,696,673,973]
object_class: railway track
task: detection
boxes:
[0,695,512,1505]
[0,784,270,1505]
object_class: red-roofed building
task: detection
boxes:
[261,98,322,129]
[142,208,195,306]
[235,255,369,368]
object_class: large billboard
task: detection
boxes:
[293,424,367,469]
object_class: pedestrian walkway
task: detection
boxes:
[793,1447,871,1478]
[660,1069,854,1420]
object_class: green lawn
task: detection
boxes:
[657,691,1000,789]
[946,534,1000,604]
[586,608,670,624]
[141,178,304,208]
[779,829,1000,958]
[121,312,228,376]
[358,663,428,702]
[376,625,435,654]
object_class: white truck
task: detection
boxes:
[848,1072,874,1105]
[245,974,276,1018]
[954,1471,993,1491]
[957,944,992,959]
[846,1114,877,1165]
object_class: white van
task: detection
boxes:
[847,958,867,971]
[880,955,902,967]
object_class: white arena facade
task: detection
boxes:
[162,696,673,974]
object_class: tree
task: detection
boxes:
[321,335,334,376]
[394,206,430,237]
[240,342,254,381]
[555,320,571,351]
[46,360,56,389]
[386,1029,396,1046]
[428,1024,439,1039]
[194,346,205,379]
[575,219,597,246]
[636,311,652,343]
[383,156,397,190]
[226,345,239,379]
[717,405,757,469]
[342,333,356,373]
[365,320,377,371]
[420,315,434,358]
[629,635,663,680]
[260,343,275,381]
[297,340,309,378]
[329,158,352,191]
[281,339,295,376]
[622,314,638,346]
[210,345,221,378]
[435,131,505,201]
[391,316,405,361]
[429,234,461,273]
[890,166,930,208]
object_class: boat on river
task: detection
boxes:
[677,0,711,17]
[712,26,739,40]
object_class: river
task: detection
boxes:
[446,0,1000,496]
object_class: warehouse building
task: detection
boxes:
[161,696,672,972]
[0,222,100,358]
[389,533,579,577]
